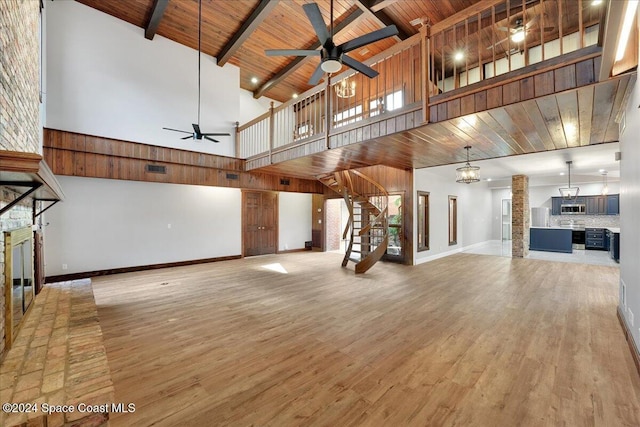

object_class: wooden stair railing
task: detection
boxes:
[319,171,389,274]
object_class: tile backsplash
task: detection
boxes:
[550,215,620,228]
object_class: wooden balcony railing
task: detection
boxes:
[238,0,605,170]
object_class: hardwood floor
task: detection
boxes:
[92,252,640,426]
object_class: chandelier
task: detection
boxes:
[559,161,580,200]
[456,145,480,184]
[335,80,356,98]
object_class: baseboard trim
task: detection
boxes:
[617,305,640,377]
[45,255,242,283]
[277,248,310,254]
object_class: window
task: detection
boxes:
[369,90,403,117]
[386,194,403,258]
[448,196,457,245]
[294,123,313,140]
[417,192,429,251]
[333,105,362,127]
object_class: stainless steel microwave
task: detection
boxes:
[561,204,586,215]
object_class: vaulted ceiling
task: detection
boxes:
[75,0,481,103]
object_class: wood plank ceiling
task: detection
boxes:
[75,0,480,103]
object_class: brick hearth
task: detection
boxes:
[0,280,113,427]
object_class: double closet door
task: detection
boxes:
[243,191,278,256]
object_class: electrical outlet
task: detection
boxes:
[62,264,67,270]
[167,223,172,229]
[628,308,635,327]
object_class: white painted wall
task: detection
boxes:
[619,70,640,351]
[45,1,274,157]
[414,168,493,264]
[278,193,312,251]
[239,89,279,125]
[44,176,242,276]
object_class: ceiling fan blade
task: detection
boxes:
[308,62,326,86]
[204,136,220,143]
[302,3,330,45]
[163,127,192,134]
[496,26,511,32]
[181,135,193,140]
[202,132,230,136]
[265,49,321,57]
[192,123,202,135]
[340,25,399,53]
[487,36,510,49]
[524,15,538,30]
[342,55,378,79]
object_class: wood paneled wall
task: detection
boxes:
[429,46,602,122]
[43,129,324,194]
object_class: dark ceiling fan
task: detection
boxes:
[163,0,229,143]
[265,0,399,85]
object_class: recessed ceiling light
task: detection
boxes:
[592,0,602,5]
[560,172,565,176]
[292,93,299,99]
[251,77,258,84]
[454,51,464,62]
[599,168,606,173]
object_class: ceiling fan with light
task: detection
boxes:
[265,0,399,85]
[489,14,554,50]
[163,0,230,143]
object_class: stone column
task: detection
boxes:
[512,175,530,258]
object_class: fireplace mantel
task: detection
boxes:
[0,150,64,216]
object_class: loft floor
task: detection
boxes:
[93,252,639,426]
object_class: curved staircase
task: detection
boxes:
[320,170,389,274]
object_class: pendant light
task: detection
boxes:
[456,145,480,184]
[559,161,580,200]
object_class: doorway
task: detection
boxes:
[242,191,278,256]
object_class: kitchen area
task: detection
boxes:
[530,192,620,263]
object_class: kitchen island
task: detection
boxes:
[530,227,573,253]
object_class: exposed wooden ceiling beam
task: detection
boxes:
[369,0,400,13]
[217,0,278,67]
[254,8,364,99]
[354,0,408,41]
[144,0,169,40]
[431,0,511,34]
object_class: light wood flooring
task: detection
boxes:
[92,252,640,426]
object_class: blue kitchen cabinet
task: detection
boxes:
[551,197,562,215]
[607,194,619,215]
[530,228,572,253]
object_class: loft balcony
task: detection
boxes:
[237,0,635,178]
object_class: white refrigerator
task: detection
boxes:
[531,207,550,228]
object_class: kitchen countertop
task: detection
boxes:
[530,226,573,230]
[531,226,621,233]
